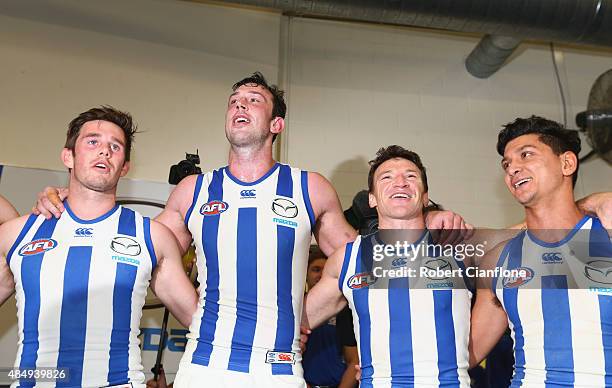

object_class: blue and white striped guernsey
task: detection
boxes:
[494,216,612,387]
[7,203,156,388]
[183,163,315,376]
[339,231,472,388]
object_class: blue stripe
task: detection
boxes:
[338,242,354,291]
[589,217,612,257]
[542,275,574,386]
[599,294,612,386]
[276,164,293,197]
[6,214,38,265]
[143,217,157,269]
[503,236,525,386]
[491,237,517,291]
[118,207,136,236]
[19,217,59,388]
[192,169,223,366]
[272,224,295,375]
[108,262,138,385]
[185,174,204,226]
[433,290,459,387]
[388,274,413,386]
[300,171,315,229]
[228,207,258,372]
[353,238,374,385]
[57,246,92,388]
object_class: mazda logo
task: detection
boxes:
[111,236,141,256]
[272,198,298,218]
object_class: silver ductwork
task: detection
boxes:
[215,0,612,77]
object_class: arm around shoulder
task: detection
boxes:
[155,174,200,254]
[303,243,348,330]
[0,215,35,306]
[308,172,357,257]
[469,241,510,368]
[149,220,198,328]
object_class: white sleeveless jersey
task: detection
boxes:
[339,232,472,388]
[7,203,156,388]
[184,163,314,376]
[494,216,612,387]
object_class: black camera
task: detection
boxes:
[168,151,202,185]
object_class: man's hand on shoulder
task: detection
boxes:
[425,210,474,245]
[577,192,612,230]
[32,187,68,219]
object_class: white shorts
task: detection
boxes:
[173,362,306,388]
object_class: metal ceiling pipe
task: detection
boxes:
[465,35,521,78]
[215,0,612,47]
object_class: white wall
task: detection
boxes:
[0,0,280,181]
[284,17,612,227]
[0,1,610,226]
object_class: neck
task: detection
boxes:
[377,214,426,231]
[66,183,117,220]
[524,188,582,230]
[227,144,276,183]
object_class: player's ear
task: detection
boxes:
[61,148,74,170]
[120,161,130,177]
[270,117,285,136]
[368,192,377,208]
[560,151,578,177]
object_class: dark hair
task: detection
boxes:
[308,245,327,266]
[367,145,428,193]
[497,115,581,186]
[232,72,286,143]
[66,106,137,161]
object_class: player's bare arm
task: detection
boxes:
[154,174,199,254]
[468,241,510,368]
[576,191,612,231]
[302,244,348,330]
[308,172,358,257]
[0,194,18,224]
[0,215,31,306]
[149,220,198,328]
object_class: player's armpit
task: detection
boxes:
[149,221,198,328]
[308,172,357,257]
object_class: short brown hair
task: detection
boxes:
[308,245,327,266]
[65,106,137,161]
[232,72,286,143]
[367,145,428,193]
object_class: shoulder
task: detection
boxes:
[0,214,39,255]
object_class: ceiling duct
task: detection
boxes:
[216,0,612,77]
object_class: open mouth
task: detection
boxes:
[233,115,250,125]
[94,162,109,172]
[390,193,415,199]
[513,178,532,189]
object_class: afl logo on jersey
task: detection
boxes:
[272,198,298,218]
[503,267,534,288]
[200,201,228,216]
[347,272,377,289]
[19,239,58,256]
